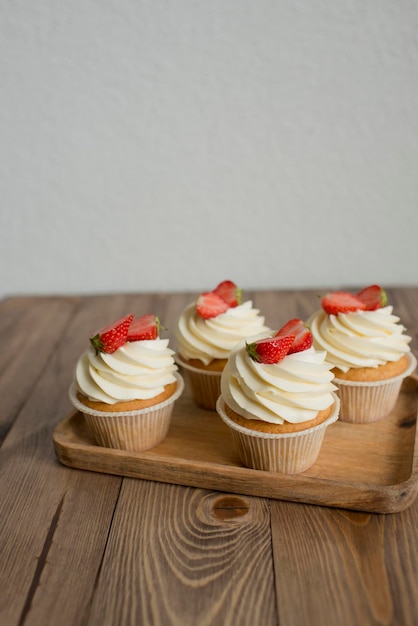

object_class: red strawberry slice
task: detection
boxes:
[127,314,160,341]
[90,314,134,354]
[356,284,387,310]
[196,292,229,319]
[275,318,313,354]
[321,292,366,315]
[213,280,242,308]
[246,335,295,364]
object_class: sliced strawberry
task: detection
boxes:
[196,292,230,319]
[356,284,387,310]
[213,280,242,308]
[275,318,313,354]
[276,318,304,337]
[321,292,366,315]
[246,335,295,364]
[90,314,134,354]
[127,314,160,341]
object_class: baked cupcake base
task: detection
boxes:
[216,394,340,474]
[333,352,416,423]
[332,354,409,382]
[175,354,226,410]
[69,373,184,452]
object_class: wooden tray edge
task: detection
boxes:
[54,441,418,514]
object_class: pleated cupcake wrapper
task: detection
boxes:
[175,355,222,411]
[334,352,417,424]
[69,373,184,452]
[216,394,340,475]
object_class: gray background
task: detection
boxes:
[1,0,417,299]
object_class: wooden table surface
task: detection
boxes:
[1,287,418,626]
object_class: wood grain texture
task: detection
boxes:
[0,295,127,626]
[87,481,276,626]
[1,287,417,626]
[0,296,79,444]
[272,499,418,626]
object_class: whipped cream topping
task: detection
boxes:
[176,300,271,365]
[220,340,337,424]
[308,306,411,373]
[75,339,178,404]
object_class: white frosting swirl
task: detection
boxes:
[308,306,411,373]
[176,300,271,365]
[220,340,337,424]
[75,339,178,404]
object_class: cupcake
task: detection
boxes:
[308,285,416,423]
[216,319,339,474]
[69,313,184,451]
[176,280,271,410]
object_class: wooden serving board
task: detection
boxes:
[53,376,418,514]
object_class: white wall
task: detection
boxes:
[1,0,417,299]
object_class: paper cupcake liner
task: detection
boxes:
[69,373,184,452]
[334,352,416,424]
[175,355,222,411]
[216,394,340,474]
